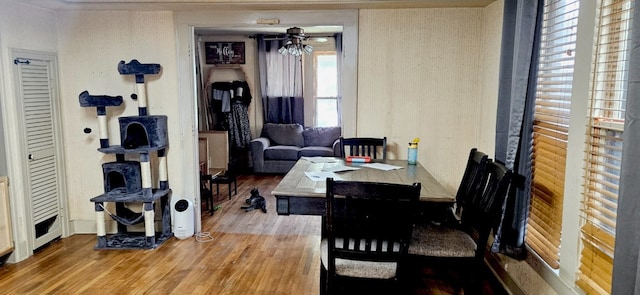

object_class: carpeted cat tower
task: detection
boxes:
[79,60,172,250]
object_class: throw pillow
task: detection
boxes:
[303,126,342,147]
[263,123,304,147]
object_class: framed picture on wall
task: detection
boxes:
[205,42,245,64]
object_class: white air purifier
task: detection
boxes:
[173,198,194,240]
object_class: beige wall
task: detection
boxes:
[196,35,260,137]
[0,0,61,262]
[358,7,489,192]
[56,11,180,231]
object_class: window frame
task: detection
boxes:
[313,51,339,127]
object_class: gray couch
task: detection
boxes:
[250,123,341,173]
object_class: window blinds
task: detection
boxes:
[577,0,632,294]
[526,0,580,270]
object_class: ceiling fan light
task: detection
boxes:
[279,27,314,57]
[303,44,314,54]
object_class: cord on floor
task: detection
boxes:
[195,231,214,242]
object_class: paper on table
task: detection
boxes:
[301,156,338,163]
[322,165,361,173]
[361,163,404,171]
[305,171,343,182]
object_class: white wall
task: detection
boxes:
[0,0,60,261]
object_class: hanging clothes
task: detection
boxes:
[209,80,252,149]
[228,80,252,149]
[211,81,232,113]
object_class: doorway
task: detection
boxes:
[175,10,359,232]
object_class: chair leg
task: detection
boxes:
[233,180,237,195]
[228,183,232,200]
[320,263,328,295]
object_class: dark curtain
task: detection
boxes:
[257,35,304,125]
[491,0,544,259]
[612,2,640,293]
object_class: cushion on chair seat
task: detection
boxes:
[264,146,301,161]
[299,146,335,157]
[408,223,477,257]
[320,238,398,279]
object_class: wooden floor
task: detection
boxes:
[0,174,507,294]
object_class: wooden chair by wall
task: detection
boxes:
[339,137,387,160]
[407,161,513,293]
[321,178,421,294]
[451,148,490,221]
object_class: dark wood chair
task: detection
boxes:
[209,163,238,201]
[407,161,513,293]
[200,174,215,215]
[451,148,490,221]
[339,137,387,160]
[321,178,421,294]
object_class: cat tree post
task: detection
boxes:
[78,91,123,148]
[118,59,160,116]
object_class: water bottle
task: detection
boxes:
[408,142,418,165]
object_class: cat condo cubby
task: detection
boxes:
[79,60,172,250]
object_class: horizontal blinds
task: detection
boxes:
[577,0,632,294]
[526,0,579,270]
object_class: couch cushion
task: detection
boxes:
[303,126,341,147]
[262,123,304,147]
[264,146,301,161]
[300,146,335,157]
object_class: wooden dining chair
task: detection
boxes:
[339,137,387,160]
[451,148,490,221]
[407,161,513,293]
[209,163,238,201]
[321,178,421,294]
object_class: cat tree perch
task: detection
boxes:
[80,59,172,250]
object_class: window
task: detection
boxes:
[314,52,339,127]
[577,1,632,294]
[526,0,580,269]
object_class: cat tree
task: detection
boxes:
[79,60,171,249]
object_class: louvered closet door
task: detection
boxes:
[15,57,63,250]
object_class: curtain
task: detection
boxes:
[611,2,640,293]
[257,35,304,125]
[491,0,544,259]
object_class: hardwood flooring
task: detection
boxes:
[0,174,507,294]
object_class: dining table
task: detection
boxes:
[272,157,455,216]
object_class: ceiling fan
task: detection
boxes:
[264,27,315,56]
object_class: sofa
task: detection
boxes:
[250,123,342,173]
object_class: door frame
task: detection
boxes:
[175,10,358,232]
[5,49,69,262]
